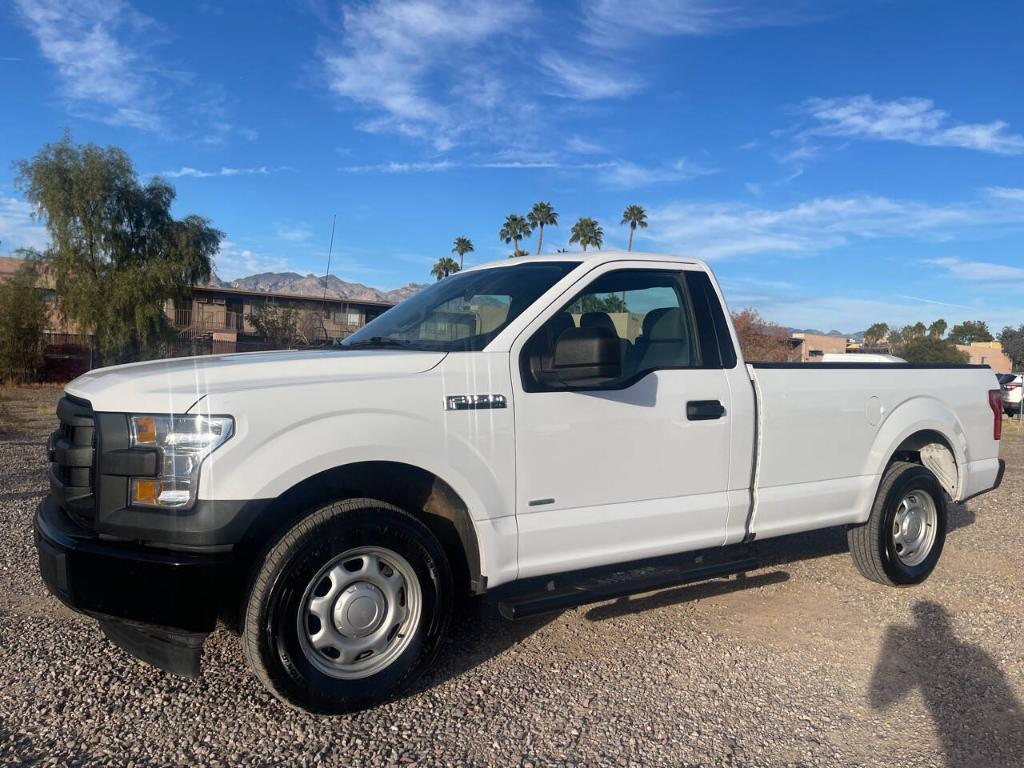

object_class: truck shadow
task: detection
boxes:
[755,500,977,569]
[419,502,979,692]
[870,600,1024,767]
[421,568,790,689]
[584,569,790,622]
[414,597,560,692]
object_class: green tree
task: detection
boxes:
[247,302,299,348]
[928,318,948,339]
[0,250,48,382]
[620,204,647,252]
[527,202,558,254]
[499,214,532,257]
[895,336,970,364]
[569,217,604,251]
[15,132,221,363]
[451,237,474,270]
[568,294,627,314]
[863,322,889,346]
[430,256,460,281]
[999,324,1024,369]
[948,320,994,345]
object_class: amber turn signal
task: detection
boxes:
[132,416,158,445]
[131,478,161,505]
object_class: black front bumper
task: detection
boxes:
[34,495,234,676]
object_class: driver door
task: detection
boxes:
[511,264,735,578]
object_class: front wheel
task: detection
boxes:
[848,461,947,586]
[242,498,453,714]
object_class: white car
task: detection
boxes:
[36,251,1005,713]
[1000,372,1022,415]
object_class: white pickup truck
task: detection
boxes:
[36,251,1005,713]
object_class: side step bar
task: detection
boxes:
[497,548,759,621]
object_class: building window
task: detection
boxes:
[332,308,362,326]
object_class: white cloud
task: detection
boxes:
[799,95,1024,155]
[320,0,532,149]
[599,158,718,188]
[13,0,166,131]
[341,160,454,174]
[987,186,1024,202]
[0,197,49,252]
[160,166,270,179]
[214,241,292,281]
[720,276,1018,333]
[0,197,47,252]
[537,52,642,100]
[566,135,606,154]
[273,223,314,243]
[581,0,819,46]
[927,257,1024,283]
[647,189,1024,260]
[338,156,717,189]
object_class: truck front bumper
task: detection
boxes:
[34,495,234,677]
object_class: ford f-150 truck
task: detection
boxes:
[35,252,1005,713]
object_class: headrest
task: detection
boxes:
[580,312,616,334]
[548,312,575,339]
[642,307,672,337]
[647,307,687,340]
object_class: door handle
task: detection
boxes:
[687,400,726,420]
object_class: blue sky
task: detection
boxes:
[1,0,1023,332]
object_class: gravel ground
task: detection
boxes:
[1,385,1022,767]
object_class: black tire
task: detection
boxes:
[847,461,947,586]
[242,498,453,714]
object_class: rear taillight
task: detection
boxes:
[989,390,1003,440]
[1007,383,1021,391]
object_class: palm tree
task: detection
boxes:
[569,217,604,252]
[451,236,474,270]
[430,256,460,281]
[527,202,558,254]
[499,213,532,257]
[621,204,647,252]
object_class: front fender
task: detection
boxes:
[200,407,512,525]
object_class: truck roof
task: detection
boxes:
[464,251,704,273]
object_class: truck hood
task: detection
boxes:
[65,349,447,413]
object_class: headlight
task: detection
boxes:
[129,415,234,509]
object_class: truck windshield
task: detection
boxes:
[341,261,581,352]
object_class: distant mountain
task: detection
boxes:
[205,271,427,304]
[788,327,865,341]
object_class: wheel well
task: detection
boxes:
[237,462,483,597]
[889,430,958,499]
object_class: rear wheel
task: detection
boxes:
[242,498,453,713]
[848,461,947,586]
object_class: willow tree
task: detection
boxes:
[527,202,558,254]
[0,251,48,382]
[15,132,221,362]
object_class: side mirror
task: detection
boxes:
[553,326,622,384]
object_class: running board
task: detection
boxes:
[497,549,759,621]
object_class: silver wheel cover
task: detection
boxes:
[296,546,422,679]
[891,490,938,567]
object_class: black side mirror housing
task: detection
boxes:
[553,326,622,384]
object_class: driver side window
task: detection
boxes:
[521,269,701,391]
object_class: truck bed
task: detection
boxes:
[746,362,1002,540]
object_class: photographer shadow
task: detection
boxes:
[870,601,1024,767]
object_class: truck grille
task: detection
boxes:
[48,395,97,528]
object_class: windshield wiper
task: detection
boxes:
[343,336,418,350]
